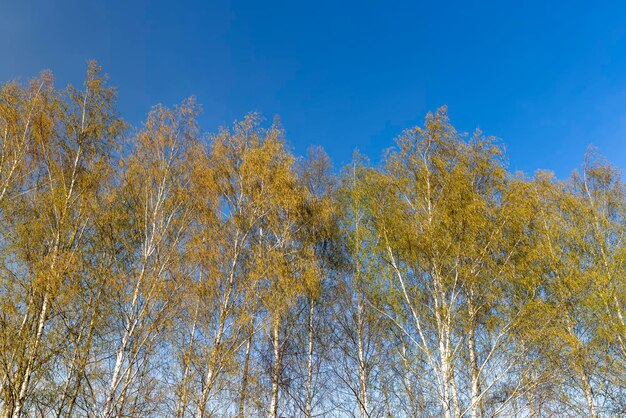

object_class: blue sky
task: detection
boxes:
[2,0,626,177]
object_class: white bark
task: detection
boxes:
[269,320,281,418]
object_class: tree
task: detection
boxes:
[3,63,626,417]
[98,99,196,417]
[0,62,123,418]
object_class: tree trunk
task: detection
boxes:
[305,300,315,418]
[450,365,461,418]
[581,370,598,418]
[468,311,482,418]
[238,333,252,418]
[269,320,281,418]
[13,291,50,418]
[437,307,452,418]
[103,264,147,417]
[357,294,369,418]
[196,316,225,418]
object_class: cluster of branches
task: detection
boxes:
[1,63,626,418]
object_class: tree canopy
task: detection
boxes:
[1,63,625,418]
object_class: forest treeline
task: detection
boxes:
[1,63,626,418]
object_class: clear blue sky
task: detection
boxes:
[2,0,626,177]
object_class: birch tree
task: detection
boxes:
[98,99,196,417]
[1,62,122,418]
